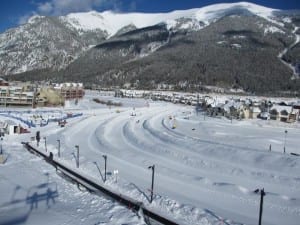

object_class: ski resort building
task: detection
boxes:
[269,105,298,122]
[0,79,67,108]
[0,85,35,107]
[0,78,9,86]
[0,120,29,135]
[53,83,85,100]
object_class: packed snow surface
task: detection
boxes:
[1,90,299,225]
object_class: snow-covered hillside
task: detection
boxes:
[0,1,298,79]
[61,2,278,37]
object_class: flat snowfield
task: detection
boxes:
[1,91,299,225]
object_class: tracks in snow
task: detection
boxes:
[52,105,300,224]
[278,26,300,79]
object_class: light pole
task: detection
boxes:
[256,188,266,225]
[75,145,79,168]
[284,130,288,154]
[57,139,60,158]
[43,137,47,152]
[148,164,155,203]
[102,155,107,182]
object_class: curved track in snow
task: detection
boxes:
[45,103,300,225]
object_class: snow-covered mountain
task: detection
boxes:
[60,2,279,37]
[0,2,280,75]
[0,15,107,74]
[0,2,300,94]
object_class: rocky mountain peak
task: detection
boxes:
[1,2,300,95]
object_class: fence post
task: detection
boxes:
[75,145,79,168]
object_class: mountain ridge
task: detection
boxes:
[58,2,278,37]
[1,2,300,95]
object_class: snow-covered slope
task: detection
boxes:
[1,91,300,225]
[61,2,279,37]
[0,1,297,77]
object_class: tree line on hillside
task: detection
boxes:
[6,15,300,96]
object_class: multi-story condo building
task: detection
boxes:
[53,83,85,100]
[0,84,35,107]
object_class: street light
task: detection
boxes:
[284,130,288,154]
[43,137,47,152]
[254,188,266,225]
[148,164,155,203]
[75,145,79,168]
[102,155,107,182]
[57,139,60,158]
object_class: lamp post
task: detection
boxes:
[43,137,47,152]
[148,164,155,203]
[75,145,79,168]
[284,130,288,154]
[257,188,266,225]
[57,139,60,158]
[102,155,107,182]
